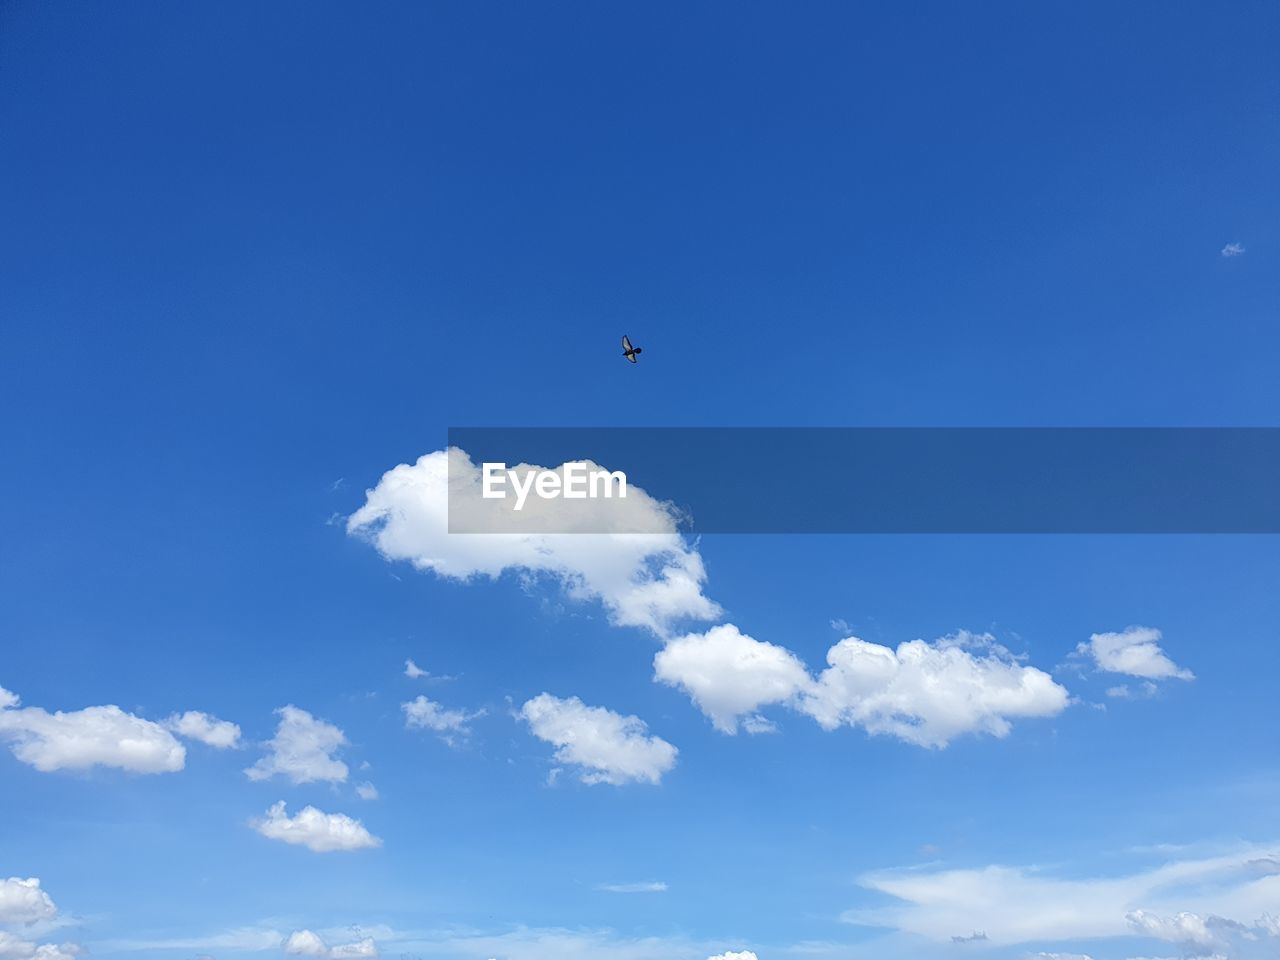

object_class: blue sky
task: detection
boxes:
[1,3,1278,960]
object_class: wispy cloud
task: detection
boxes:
[1221,242,1246,257]
[596,881,669,894]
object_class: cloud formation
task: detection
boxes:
[655,624,810,734]
[1221,242,1246,257]
[520,694,678,785]
[347,449,720,636]
[656,629,1069,748]
[165,710,242,749]
[246,707,349,784]
[0,684,185,774]
[0,878,57,927]
[596,881,668,894]
[283,929,378,958]
[0,876,82,960]
[847,843,1280,950]
[252,802,381,853]
[802,631,1069,748]
[402,696,482,746]
[1078,627,1194,681]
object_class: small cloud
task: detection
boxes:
[830,618,851,633]
[1106,681,1158,700]
[402,696,484,747]
[596,880,668,893]
[355,781,379,800]
[741,714,778,735]
[404,659,427,679]
[1077,627,1194,681]
[1221,242,1246,257]
[165,710,242,749]
[952,931,988,943]
[251,801,381,853]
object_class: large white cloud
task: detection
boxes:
[0,878,57,926]
[246,707,349,784]
[801,631,1070,748]
[165,710,241,749]
[1078,627,1194,681]
[520,694,677,785]
[654,624,809,734]
[346,449,720,636]
[252,801,381,853]
[847,843,1280,949]
[283,929,378,958]
[0,685,185,774]
[654,629,1069,748]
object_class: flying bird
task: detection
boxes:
[621,335,642,363]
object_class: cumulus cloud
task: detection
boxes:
[246,707,349,784]
[252,801,381,853]
[165,711,241,749]
[846,843,1280,948]
[520,694,677,785]
[1221,242,1246,257]
[283,929,378,958]
[0,933,84,960]
[0,877,57,926]
[0,685,185,774]
[402,696,482,746]
[355,782,379,800]
[404,659,427,679]
[707,952,758,960]
[1125,910,1218,953]
[655,624,810,734]
[655,629,1068,748]
[346,449,720,636]
[802,632,1070,748]
[0,880,80,960]
[1078,627,1194,681]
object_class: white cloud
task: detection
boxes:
[1106,682,1158,700]
[283,929,378,958]
[346,449,720,636]
[1125,910,1218,953]
[355,781,379,800]
[0,685,185,774]
[1079,627,1194,681]
[402,696,482,746]
[246,706,349,784]
[404,659,427,679]
[656,628,1069,748]
[707,952,758,960]
[0,877,57,926]
[166,710,241,749]
[596,881,668,893]
[252,801,381,853]
[654,624,810,734]
[1221,242,1246,257]
[0,934,84,960]
[741,714,778,735]
[802,632,1070,748]
[846,843,1280,948]
[520,694,677,785]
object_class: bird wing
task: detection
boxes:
[622,335,632,351]
[626,352,638,363]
